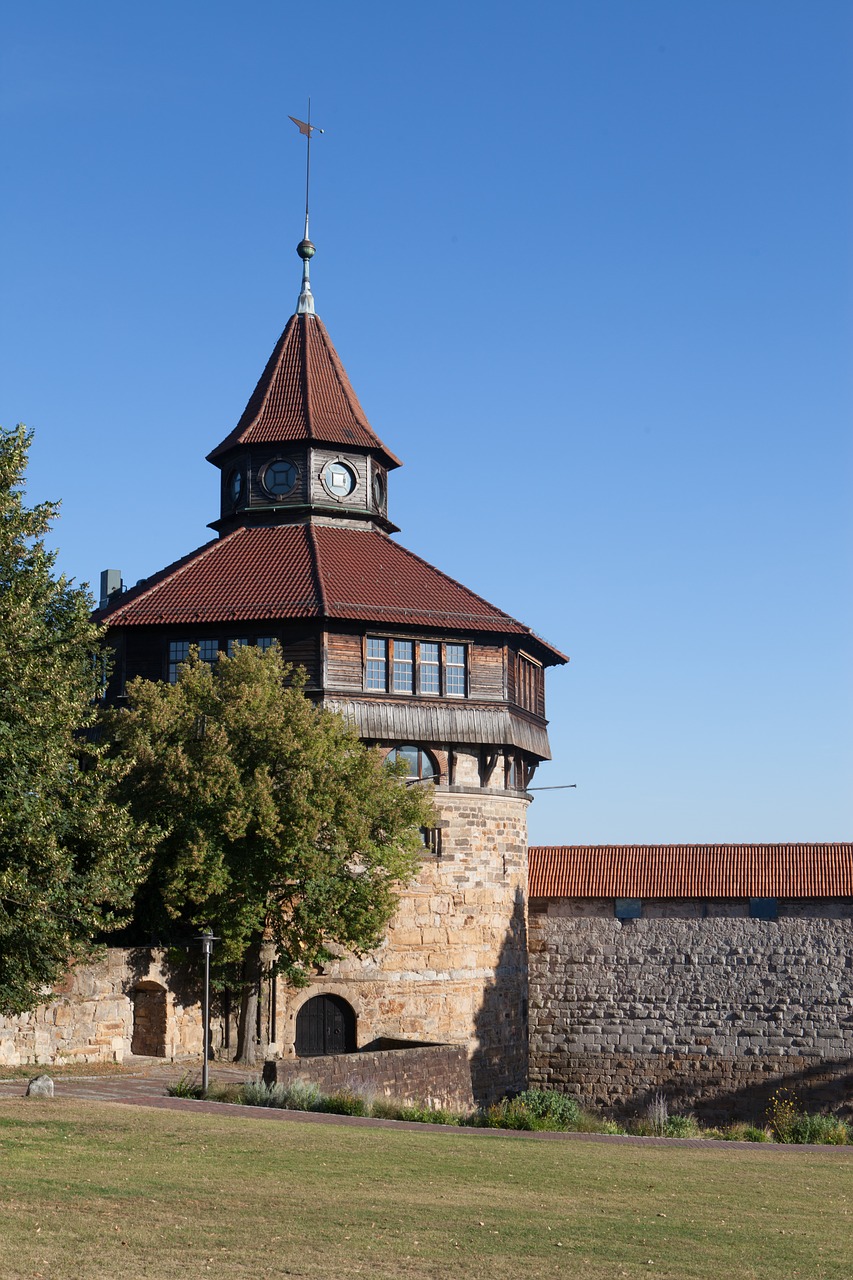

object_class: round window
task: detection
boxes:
[263,459,298,498]
[322,460,356,499]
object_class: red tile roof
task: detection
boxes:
[97,524,567,661]
[207,313,402,470]
[529,844,853,899]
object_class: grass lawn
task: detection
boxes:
[0,1100,850,1279]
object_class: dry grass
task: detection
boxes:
[0,1098,850,1279]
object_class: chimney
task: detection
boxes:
[99,568,122,610]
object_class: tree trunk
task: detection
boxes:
[234,943,262,1065]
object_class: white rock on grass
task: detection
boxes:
[25,1074,54,1097]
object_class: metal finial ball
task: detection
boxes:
[297,239,316,260]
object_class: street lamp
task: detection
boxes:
[196,929,219,1094]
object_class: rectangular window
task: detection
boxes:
[198,639,219,667]
[749,897,778,920]
[366,636,387,690]
[421,826,442,857]
[365,637,467,696]
[445,644,466,697]
[227,638,248,656]
[168,641,189,684]
[256,637,276,651]
[615,899,642,920]
[392,639,414,693]
[420,642,440,694]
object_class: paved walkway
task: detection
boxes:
[0,1060,851,1153]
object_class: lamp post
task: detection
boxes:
[197,929,219,1095]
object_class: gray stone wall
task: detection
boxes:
[528,899,853,1120]
[264,1042,475,1112]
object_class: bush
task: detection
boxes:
[766,1088,800,1143]
[316,1090,369,1117]
[166,1073,204,1099]
[397,1104,460,1125]
[239,1080,289,1108]
[237,1079,323,1110]
[646,1091,669,1136]
[516,1088,581,1130]
[743,1125,770,1142]
[477,1098,536,1130]
[788,1113,849,1145]
[665,1114,700,1138]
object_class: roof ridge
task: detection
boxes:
[315,315,369,434]
[96,532,241,620]
[529,842,853,853]
[305,523,329,614]
[302,311,315,439]
[370,532,568,659]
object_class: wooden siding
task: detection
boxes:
[281,629,321,688]
[246,446,310,510]
[322,697,552,759]
[468,643,505,702]
[325,631,364,691]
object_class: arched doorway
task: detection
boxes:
[131,982,167,1057]
[295,994,356,1057]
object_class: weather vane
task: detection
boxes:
[289,102,324,315]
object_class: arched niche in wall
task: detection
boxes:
[295,993,357,1057]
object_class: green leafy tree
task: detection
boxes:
[107,643,435,1061]
[0,425,150,1014]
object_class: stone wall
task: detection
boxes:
[528,899,853,1120]
[271,779,531,1104]
[0,949,213,1067]
[263,1041,475,1112]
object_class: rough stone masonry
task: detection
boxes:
[528,899,853,1119]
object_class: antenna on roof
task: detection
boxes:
[289,101,324,316]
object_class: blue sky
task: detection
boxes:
[2,1,851,844]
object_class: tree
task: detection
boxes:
[0,425,150,1014]
[106,643,435,1062]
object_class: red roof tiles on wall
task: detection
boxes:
[528,844,853,899]
[97,524,567,661]
[207,313,401,469]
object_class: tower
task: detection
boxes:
[97,183,566,1101]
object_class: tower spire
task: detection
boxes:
[289,103,324,316]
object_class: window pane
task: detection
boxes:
[256,637,276,651]
[386,745,418,776]
[227,638,248,656]
[420,642,440,694]
[392,640,413,693]
[366,637,387,690]
[198,640,219,665]
[445,644,466,696]
[168,641,189,684]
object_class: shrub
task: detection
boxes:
[766,1088,800,1143]
[665,1114,700,1138]
[316,1090,369,1117]
[166,1073,204,1099]
[478,1098,536,1130]
[743,1125,769,1142]
[599,1119,627,1136]
[397,1104,460,1125]
[280,1081,323,1112]
[646,1091,669,1137]
[516,1088,581,1130]
[788,1113,849,1145]
[239,1080,289,1108]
